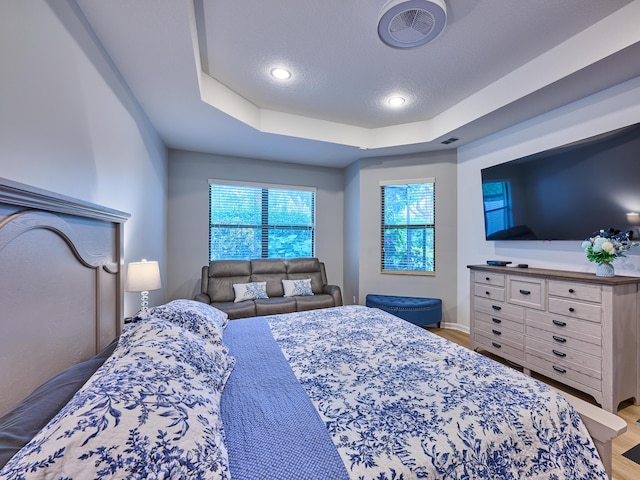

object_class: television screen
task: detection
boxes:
[481,122,640,241]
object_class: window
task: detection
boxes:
[380,179,435,274]
[209,181,315,260]
[482,181,512,237]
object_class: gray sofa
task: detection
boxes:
[194,257,343,319]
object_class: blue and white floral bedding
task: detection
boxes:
[0,302,607,479]
[0,300,234,480]
[265,306,607,479]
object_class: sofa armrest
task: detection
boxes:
[193,292,211,304]
[323,284,343,307]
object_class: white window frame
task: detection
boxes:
[380,178,436,275]
[208,179,316,260]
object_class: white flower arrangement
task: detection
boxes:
[581,228,639,264]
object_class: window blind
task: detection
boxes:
[380,179,435,273]
[209,181,315,260]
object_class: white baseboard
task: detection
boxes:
[439,322,470,335]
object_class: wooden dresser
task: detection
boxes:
[468,264,640,413]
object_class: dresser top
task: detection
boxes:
[467,264,640,285]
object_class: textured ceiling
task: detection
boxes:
[201,0,627,128]
[74,0,640,167]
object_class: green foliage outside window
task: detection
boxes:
[209,183,315,260]
[381,181,435,273]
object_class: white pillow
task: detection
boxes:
[143,299,229,346]
[233,281,269,302]
[282,278,314,297]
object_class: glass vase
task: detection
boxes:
[595,262,615,277]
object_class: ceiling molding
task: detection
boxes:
[74,0,640,167]
[190,0,640,151]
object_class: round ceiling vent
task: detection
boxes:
[378,0,447,49]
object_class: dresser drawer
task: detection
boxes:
[475,317,524,344]
[526,336,601,373]
[474,283,505,302]
[475,332,524,361]
[548,280,601,303]
[526,352,601,391]
[473,296,524,323]
[526,309,601,345]
[474,271,505,287]
[548,297,601,323]
[474,311,524,333]
[507,276,545,310]
[527,324,601,355]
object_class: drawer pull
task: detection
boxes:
[519,289,531,295]
[568,288,575,293]
[553,365,567,374]
[552,320,566,327]
[492,329,502,336]
[568,307,575,313]
[552,335,567,343]
[552,350,566,357]
[492,342,502,349]
[485,277,490,281]
[492,305,502,311]
[491,318,502,324]
[485,291,490,296]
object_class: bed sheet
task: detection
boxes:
[264,305,607,479]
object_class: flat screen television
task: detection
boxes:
[481,121,640,241]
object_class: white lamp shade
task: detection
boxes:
[126,260,161,292]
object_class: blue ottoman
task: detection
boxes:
[366,294,442,327]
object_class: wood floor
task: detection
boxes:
[429,327,640,480]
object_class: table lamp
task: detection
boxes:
[126,259,161,315]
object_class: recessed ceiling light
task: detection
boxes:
[388,96,406,106]
[270,68,291,80]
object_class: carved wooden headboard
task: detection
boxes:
[0,178,129,417]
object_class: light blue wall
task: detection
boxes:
[346,151,459,326]
[0,1,168,317]
[167,149,344,301]
[343,161,361,305]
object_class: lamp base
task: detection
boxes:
[140,290,149,309]
[137,290,150,319]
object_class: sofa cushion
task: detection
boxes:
[287,271,323,294]
[282,278,314,297]
[250,259,286,297]
[295,294,336,312]
[208,260,252,302]
[286,257,320,274]
[255,297,297,317]
[251,258,287,274]
[211,301,256,320]
[233,282,269,302]
[209,259,252,277]
[251,273,286,297]
[286,258,324,294]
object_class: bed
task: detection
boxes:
[0,178,625,479]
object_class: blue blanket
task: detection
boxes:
[221,317,350,480]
